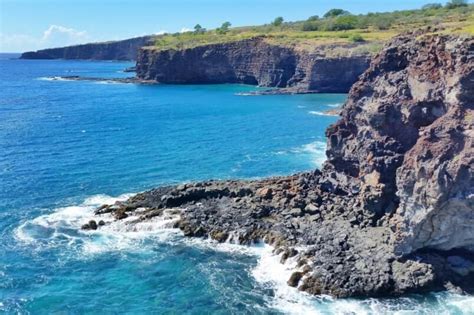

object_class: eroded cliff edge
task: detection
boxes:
[85,33,474,297]
[136,37,371,93]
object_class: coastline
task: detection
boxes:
[82,32,474,298]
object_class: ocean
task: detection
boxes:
[0,54,472,314]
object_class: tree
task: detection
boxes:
[272,16,284,26]
[323,8,350,18]
[194,24,206,34]
[445,0,468,9]
[217,21,232,34]
[422,3,443,10]
[307,15,319,21]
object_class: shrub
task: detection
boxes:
[324,15,359,31]
[302,21,320,31]
[349,34,365,42]
[373,15,394,30]
[445,0,468,9]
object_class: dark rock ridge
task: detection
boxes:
[136,37,371,93]
[86,33,474,298]
[20,36,155,61]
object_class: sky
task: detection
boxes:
[0,0,456,52]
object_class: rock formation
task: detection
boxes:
[86,33,473,297]
[20,36,155,61]
[136,37,371,93]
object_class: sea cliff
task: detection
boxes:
[136,37,371,93]
[84,32,474,298]
[20,36,154,61]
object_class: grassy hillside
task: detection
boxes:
[148,1,474,53]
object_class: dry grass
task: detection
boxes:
[146,5,474,53]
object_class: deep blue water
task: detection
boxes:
[1,54,473,314]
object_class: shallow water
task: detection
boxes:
[1,54,473,314]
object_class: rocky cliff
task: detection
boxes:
[83,33,473,298]
[136,37,371,93]
[20,36,155,61]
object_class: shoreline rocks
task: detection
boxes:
[86,33,473,298]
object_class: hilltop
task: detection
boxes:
[148,2,474,53]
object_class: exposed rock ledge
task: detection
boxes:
[85,33,473,298]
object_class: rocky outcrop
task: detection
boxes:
[86,33,473,298]
[20,36,155,61]
[136,37,371,93]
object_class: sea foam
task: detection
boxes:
[14,194,474,314]
[308,110,338,117]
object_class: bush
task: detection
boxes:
[445,0,468,9]
[302,21,320,31]
[349,34,365,42]
[323,8,351,18]
[324,15,359,31]
[373,15,394,30]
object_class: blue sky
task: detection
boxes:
[0,0,453,52]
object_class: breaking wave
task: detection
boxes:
[308,110,338,117]
[13,194,474,314]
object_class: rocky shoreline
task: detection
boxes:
[82,33,474,298]
[50,75,336,95]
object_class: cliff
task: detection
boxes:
[83,33,473,298]
[20,36,155,61]
[136,37,371,93]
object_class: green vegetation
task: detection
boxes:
[446,0,468,9]
[149,2,474,52]
[323,9,350,18]
[216,22,232,34]
[272,17,284,27]
[422,3,444,10]
[349,34,365,42]
[194,24,206,34]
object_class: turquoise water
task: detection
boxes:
[0,54,472,314]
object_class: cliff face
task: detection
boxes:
[136,37,371,92]
[86,33,474,298]
[325,34,474,255]
[20,36,155,61]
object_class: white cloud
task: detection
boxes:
[180,27,192,33]
[42,25,88,43]
[155,30,168,35]
[0,25,89,52]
